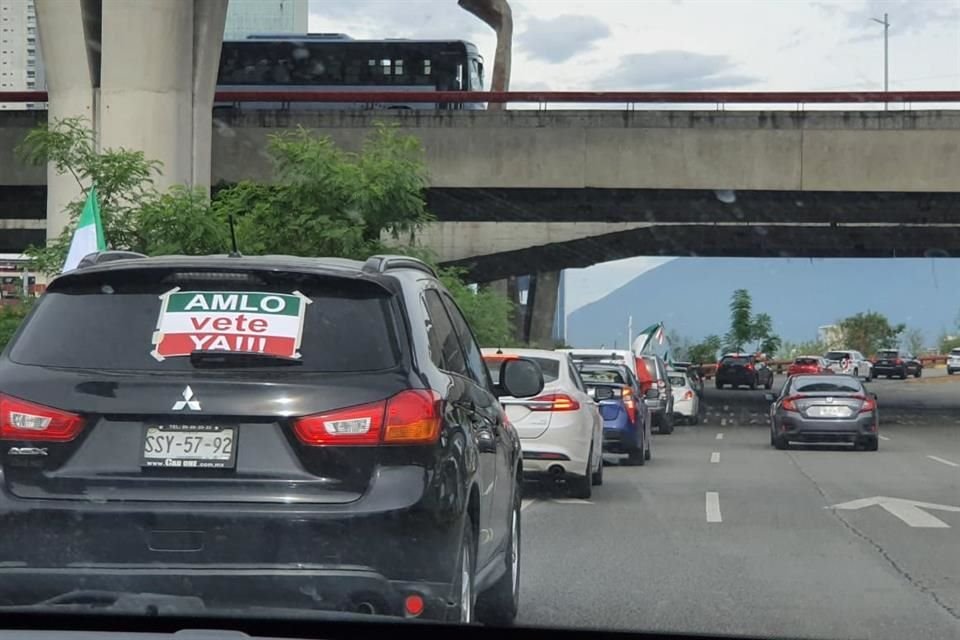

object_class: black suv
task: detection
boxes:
[0,252,545,623]
[872,349,923,379]
[715,354,774,390]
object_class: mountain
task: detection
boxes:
[566,258,960,349]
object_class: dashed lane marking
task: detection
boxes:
[706,492,722,523]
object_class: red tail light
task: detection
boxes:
[0,394,85,442]
[781,395,805,412]
[293,390,442,446]
[622,388,638,424]
[530,393,580,412]
[684,390,694,400]
[855,395,877,413]
[894,358,903,365]
[745,364,755,371]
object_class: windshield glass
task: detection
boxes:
[9,1,960,637]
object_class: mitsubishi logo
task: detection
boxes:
[172,386,201,411]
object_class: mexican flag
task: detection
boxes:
[62,186,106,273]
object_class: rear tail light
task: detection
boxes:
[0,394,85,442]
[293,390,442,446]
[895,358,903,365]
[745,363,755,371]
[684,390,694,400]
[622,388,638,424]
[781,395,805,412]
[530,393,580,412]
[855,395,876,413]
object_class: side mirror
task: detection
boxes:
[764,393,776,402]
[644,388,659,400]
[498,358,544,398]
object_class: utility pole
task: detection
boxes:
[871,12,890,110]
[628,315,633,350]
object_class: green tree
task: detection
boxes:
[688,334,722,364]
[940,334,960,354]
[903,327,925,355]
[778,339,827,360]
[838,311,905,357]
[725,289,753,352]
[9,119,512,350]
[0,301,33,352]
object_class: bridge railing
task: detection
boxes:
[701,355,949,379]
[5,90,960,110]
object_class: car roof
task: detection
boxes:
[481,347,565,361]
[559,348,634,358]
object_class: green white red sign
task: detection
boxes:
[151,289,311,361]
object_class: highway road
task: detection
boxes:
[518,373,960,639]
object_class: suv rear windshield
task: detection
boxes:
[485,356,560,385]
[824,352,850,361]
[792,376,863,393]
[795,358,819,365]
[9,272,401,373]
[720,356,750,366]
[579,367,627,385]
[668,375,686,387]
[877,350,900,359]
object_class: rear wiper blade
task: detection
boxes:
[189,350,303,368]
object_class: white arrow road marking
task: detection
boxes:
[705,492,722,523]
[710,452,720,463]
[927,455,960,468]
[879,435,891,441]
[716,433,724,440]
[521,499,537,511]
[831,496,960,528]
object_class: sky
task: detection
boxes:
[308,0,960,312]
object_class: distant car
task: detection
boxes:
[483,348,604,498]
[715,353,773,390]
[788,356,828,377]
[668,369,700,425]
[948,348,960,375]
[872,349,922,379]
[671,361,705,397]
[636,355,675,434]
[577,363,653,465]
[823,350,873,381]
[766,374,879,451]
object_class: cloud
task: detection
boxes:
[517,15,611,64]
[309,0,485,40]
[817,0,960,41]
[592,51,759,90]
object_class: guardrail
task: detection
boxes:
[5,90,960,108]
[700,355,949,379]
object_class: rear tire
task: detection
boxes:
[915,368,922,379]
[764,377,773,390]
[899,368,908,380]
[592,450,604,486]
[861,437,879,452]
[689,414,699,425]
[476,494,520,625]
[750,378,758,390]
[949,369,955,376]
[450,518,476,623]
[568,469,592,499]
[774,434,789,450]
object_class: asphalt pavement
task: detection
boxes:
[517,373,960,639]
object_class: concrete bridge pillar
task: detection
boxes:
[525,271,560,347]
[36,0,227,242]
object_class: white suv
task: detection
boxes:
[948,348,960,375]
[823,350,873,381]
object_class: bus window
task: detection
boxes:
[470,59,483,90]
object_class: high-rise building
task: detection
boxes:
[0,0,45,110]
[224,0,309,40]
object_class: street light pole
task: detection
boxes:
[871,12,890,110]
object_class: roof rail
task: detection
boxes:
[362,255,437,278]
[76,250,148,269]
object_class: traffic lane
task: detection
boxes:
[774,422,960,617]
[518,425,960,639]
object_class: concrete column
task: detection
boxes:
[527,270,560,347]
[35,0,96,241]
[485,278,509,297]
[99,0,226,191]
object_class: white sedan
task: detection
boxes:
[669,369,701,425]
[483,348,604,499]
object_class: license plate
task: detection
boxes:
[142,425,237,469]
[810,405,851,418]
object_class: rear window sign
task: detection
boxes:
[150,289,311,361]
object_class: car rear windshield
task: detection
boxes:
[951,349,960,356]
[795,358,819,365]
[824,352,850,360]
[9,271,401,373]
[485,356,560,385]
[668,376,686,386]
[792,377,863,393]
[877,350,900,358]
[721,356,750,365]
[580,368,626,384]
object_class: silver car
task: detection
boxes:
[766,374,879,451]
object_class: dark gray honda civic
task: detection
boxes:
[766,374,879,451]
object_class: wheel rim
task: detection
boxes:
[460,542,473,622]
[510,506,520,600]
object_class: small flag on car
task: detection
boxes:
[62,185,106,273]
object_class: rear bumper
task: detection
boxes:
[716,373,756,386]
[775,412,877,442]
[602,427,640,454]
[0,564,456,619]
[521,447,588,479]
[673,398,697,417]
[873,365,907,375]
